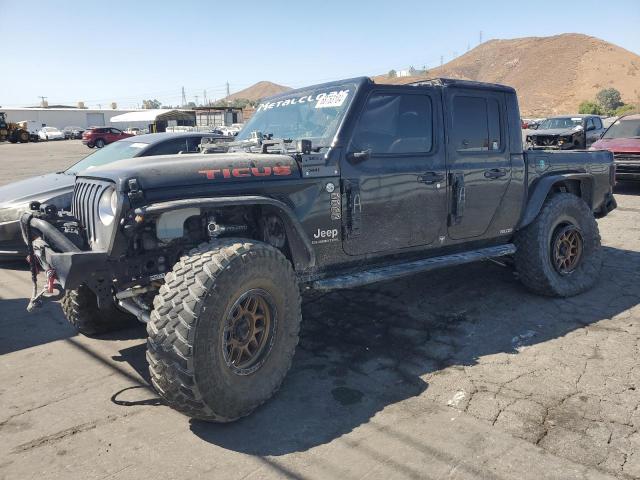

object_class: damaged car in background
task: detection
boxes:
[526,114,604,150]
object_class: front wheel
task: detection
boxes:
[147,239,301,422]
[95,139,105,148]
[61,285,136,335]
[514,193,602,297]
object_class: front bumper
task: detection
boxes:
[529,143,576,151]
[41,246,109,291]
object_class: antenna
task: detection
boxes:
[181,86,187,107]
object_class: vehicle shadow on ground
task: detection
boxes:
[188,245,640,455]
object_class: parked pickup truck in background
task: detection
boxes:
[526,114,605,150]
[18,77,616,423]
[590,113,640,182]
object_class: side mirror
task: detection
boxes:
[347,149,371,163]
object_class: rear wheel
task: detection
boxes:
[514,193,602,297]
[61,285,135,336]
[18,130,29,142]
[146,239,301,422]
[95,138,105,148]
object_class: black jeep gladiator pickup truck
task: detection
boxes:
[19,77,616,422]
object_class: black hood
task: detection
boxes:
[76,152,301,192]
[0,172,75,208]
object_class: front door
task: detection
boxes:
[341,87,447,256]
[445,89,512,240]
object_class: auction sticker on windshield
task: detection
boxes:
[315,90,349,108]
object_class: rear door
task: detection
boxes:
[445,89,512,240]
[341,86,447,255]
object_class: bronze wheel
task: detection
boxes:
[551,223,583,275]
[222,288,277,375]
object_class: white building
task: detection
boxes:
[0,107,146,133]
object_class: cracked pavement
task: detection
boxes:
[0,141,638,479]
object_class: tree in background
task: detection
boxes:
[142,99,161,109]
[595,88,623,114]
[614,104,638,116]
[388,69,397,78]
[578,101,603,115]
[212,98,256,109]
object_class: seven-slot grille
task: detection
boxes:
[71,179,113,246]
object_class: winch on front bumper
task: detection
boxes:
[19,201,167,320]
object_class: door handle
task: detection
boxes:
[484,168,507,179]
[417,171,445,184]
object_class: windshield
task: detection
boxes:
[538,117,583,130]
[65,141,149,174]
[603,118,640,139]
[236,82,357,147]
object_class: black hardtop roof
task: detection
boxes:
[260,76,515,103]
[408,78,516,93]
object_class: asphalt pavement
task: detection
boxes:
[0,140,638,479]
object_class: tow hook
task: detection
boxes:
[46,269,57,294]
[26,264,60,312]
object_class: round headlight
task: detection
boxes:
[98,187,118,225]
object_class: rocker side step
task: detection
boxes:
[313,244,516,291]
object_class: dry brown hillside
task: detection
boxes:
[374,33,640,117]
[226,81,291,102]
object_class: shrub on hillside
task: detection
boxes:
[578,101,603,115]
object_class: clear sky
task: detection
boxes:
[1,0,638,108]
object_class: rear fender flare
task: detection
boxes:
[137,196,316,270]
[517,173,594,230]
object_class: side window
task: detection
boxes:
[594,117,603,129]
[351,93,432,155]
[452,96,502,152]
[144,138,188,156]
[111,128,121,134]
[186,136,203,152]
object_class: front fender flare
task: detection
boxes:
[136,196,316,270]
[517,173,594,230]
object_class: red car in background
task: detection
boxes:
[82,127,133,148]
[590,114,640,182]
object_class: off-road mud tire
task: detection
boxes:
[514,193,602,297]
[146,239,301,422]
[61,285,135,335]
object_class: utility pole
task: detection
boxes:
[479,30,483,45]
[467,42,471,52]
[38,96,47,107]
[225,81,230,98]
[440,55,443,67]
[203,90,208,106]
[181,86,187,107]
[195,95,199,107]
